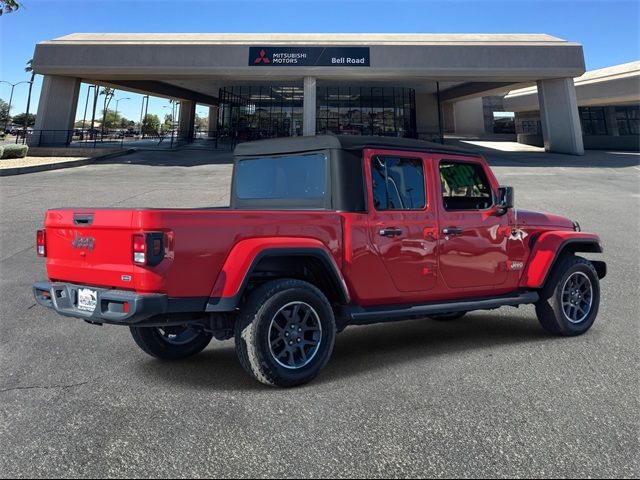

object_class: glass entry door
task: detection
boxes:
[218,86,304,142]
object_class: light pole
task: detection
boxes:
[172,101,178,147]
[89,86,99,142]
[81,85,96,141]
[1,80,32,133]
[113,97,130,131]
[163,100,177,147]
[197,109,208,138]
[139,95,149,138]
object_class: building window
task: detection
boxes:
[316,86,416,138]
[517,120,540,135]
[579,107,608,136]
[615,106,639,136]
[218,86,304,142]
[217,85,417,141]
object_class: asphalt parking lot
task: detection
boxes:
[1,146,638,478]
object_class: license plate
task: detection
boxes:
[77,288,97,312]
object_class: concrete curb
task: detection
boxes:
[0,148,137,176]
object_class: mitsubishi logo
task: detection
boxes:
[254,49,270,64]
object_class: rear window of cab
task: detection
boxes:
[235,153,327,200]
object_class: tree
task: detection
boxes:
[163,113,173,132]
[141,113,160,135]
[99,87,115,134]
[195,113,208,131]
[101,109,123,130]
[0,0,20,15]
[11,112,36,127]
[0,99,9,126]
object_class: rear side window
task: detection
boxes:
[235,153,327,200]
[439,161,494,211]
[371,156,426,210]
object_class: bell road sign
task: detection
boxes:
[249,47,370,67]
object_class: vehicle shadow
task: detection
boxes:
[104,148,235,167]
[318,313,550,385]
[131,341,260,392]
[132,313,552,391]
[463,147,639,169]
[484,152,640,169]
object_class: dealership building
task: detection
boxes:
[504,61,639,151]
[31,33,591,154]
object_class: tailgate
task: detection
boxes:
[45,209,136,289]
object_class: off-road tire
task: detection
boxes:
[130,325,212,360]
[234,278,336,388]
[535,255,600,336]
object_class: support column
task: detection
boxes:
[604,106,619,136]
[178,100,196,142]
[414,93,439,140]
[452,97,485,136]
[29,75,81,146]
[303,77,316,136]
[208,105,218,138]
[537,78,584,155]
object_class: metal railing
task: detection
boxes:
[4,129,191,150]
[2,128,449,152]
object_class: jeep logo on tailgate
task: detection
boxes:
[71,233,95,251]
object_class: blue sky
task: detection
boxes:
[1,0,638,123]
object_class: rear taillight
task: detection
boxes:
[36,229,46,257]
[132,232,165,266]
[132,234,146,265]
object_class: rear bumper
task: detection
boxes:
[33,281,168,325]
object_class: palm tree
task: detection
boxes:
[23,59,35,136]
[99,87,115,137]
[1,0,21,16]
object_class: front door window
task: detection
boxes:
[437,159,508,290]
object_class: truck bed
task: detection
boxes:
[44,208,344,298]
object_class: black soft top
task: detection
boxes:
[234,134,480,157]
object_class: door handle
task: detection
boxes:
[442,227,463,235]
[378,227,403,237]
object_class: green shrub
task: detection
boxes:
[1,144,28,159]
[0,146,4,159]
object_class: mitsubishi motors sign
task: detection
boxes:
[249,47,370,67]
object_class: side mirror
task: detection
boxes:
[497,186,514,215]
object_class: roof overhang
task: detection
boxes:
[504,61,640,111]
[32,33,586,103]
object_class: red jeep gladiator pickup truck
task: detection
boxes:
[33,135,606,387]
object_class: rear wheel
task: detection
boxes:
[235,279,336,388]
[535,255,600,336]
[130,324,212,360]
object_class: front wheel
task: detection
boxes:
[535,255,600,336]
[235,279,336,388]
[130,324,212,360]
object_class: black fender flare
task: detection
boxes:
[206,247,350,312]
